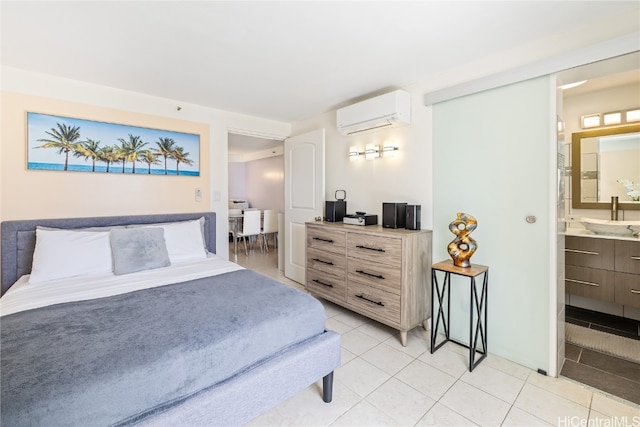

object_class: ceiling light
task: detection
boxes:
[560,80,587,90]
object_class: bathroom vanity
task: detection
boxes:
[565,232,640,309]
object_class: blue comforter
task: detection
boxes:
[0,269,326,426]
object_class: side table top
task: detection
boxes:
[432,260,489,277]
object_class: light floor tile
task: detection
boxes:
[337,357,391,398]
[590,392,640,418]
[360,342,415,376]
[356,320,396,342]
[340,347,357,366]
[384,331,430,358]
[333,310,369,328]
[501,406,553,426]
[330,400,399,427]
[416,402,478,426]
[439,381,511,426]
[460,363,526,404]
[419,346,470,379]
[395,359,457,401]
[528,372,592,408]
[326,317,355,335]
[340,328,381,356]
[513,383,590,426]
[482,353,533,381]
[246,378,360,426]
[365,378,436,426]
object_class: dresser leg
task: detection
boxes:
[422,319,429,330]
[400,331,407,347]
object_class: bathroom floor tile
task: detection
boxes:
[526,370,592,407]
[566,305,639,337]
[513,383,590,425]
[564,343,582,362]
[561,360,640,405]
[578,348,640,383]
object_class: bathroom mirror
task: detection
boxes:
[572,124,640,210]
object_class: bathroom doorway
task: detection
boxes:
[556,52,640,404]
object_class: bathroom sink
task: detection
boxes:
[580,218,640,236]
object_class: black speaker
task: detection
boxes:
[325,200,346,222]
[405,205,421,230]
[382,202,407,229]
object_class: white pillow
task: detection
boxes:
[143,219,207,263]
[29,228,113,284]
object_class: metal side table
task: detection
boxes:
[431,260,489,372]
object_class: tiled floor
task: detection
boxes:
[562,306,640,405]
[230,244,640,426]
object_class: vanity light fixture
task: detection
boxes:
[582,108,640,129]
[627,109,640,122]
[603,111,622,126]
[581,114,601,129]
[364,145,380,160]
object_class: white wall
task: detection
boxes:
[0,66,291,258]
[228,162,247,201]
[244,155,284,212]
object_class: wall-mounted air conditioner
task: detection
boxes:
[336,89,411,135]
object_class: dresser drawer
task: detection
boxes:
[347,281,400,326]
[565,236,614,270]
[306,225,345,255]
[306,247,345,278]
[347,258,401,294]
[614,240,640,274]
[347,233,401,267]
[306,268,347,303]
[565,265,614,303]
[614,272,640,308]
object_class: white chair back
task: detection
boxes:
[262,210,278,234]
[242,209,261,236]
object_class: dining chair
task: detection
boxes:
[261,210,279,252]
[237,209,262,256]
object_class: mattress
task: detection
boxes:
[1,262,327,426]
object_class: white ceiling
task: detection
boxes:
[2,1,639,125]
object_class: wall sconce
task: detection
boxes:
[349,144,398,160]
[582,108,640,129]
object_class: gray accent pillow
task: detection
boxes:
[110,227,170,275]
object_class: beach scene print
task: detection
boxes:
[27,112,200,176]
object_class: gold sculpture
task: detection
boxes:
[447,212,478,268]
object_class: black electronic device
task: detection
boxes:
[343,213,378,226]
[325,190,347,222]
[405,204,421,230]
[382,202,407,229]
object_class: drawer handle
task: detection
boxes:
[313,237,334,243]
[312,258,334,266]
[356,269,385,280]
[631,289,640,294]
[312,279,334,288]
[355,245,385,253]
[565,249,599,256]
[355,294,384,307]
[566,278,599,287]
[631,256,640,260]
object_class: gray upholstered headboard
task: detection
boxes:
[1,212,216,296]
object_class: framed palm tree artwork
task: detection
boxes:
[27,112,200,176]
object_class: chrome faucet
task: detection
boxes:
[611,196,619,220]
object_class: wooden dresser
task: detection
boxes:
[565,235,640,308]
[305,221,432,346]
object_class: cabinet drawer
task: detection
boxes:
[565,236,614,270]
[306,268,346,303]
[306,247,345,278]
[347,281,400,326]
[306,225,346,255]
[347,258,401,294]
[565,265,614,303]
[614,240,640,274]
[347,233,401,267]
[614,272,640,309]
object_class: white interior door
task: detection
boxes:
[284,129,325,283]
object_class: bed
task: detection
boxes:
[0,212,340,426]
